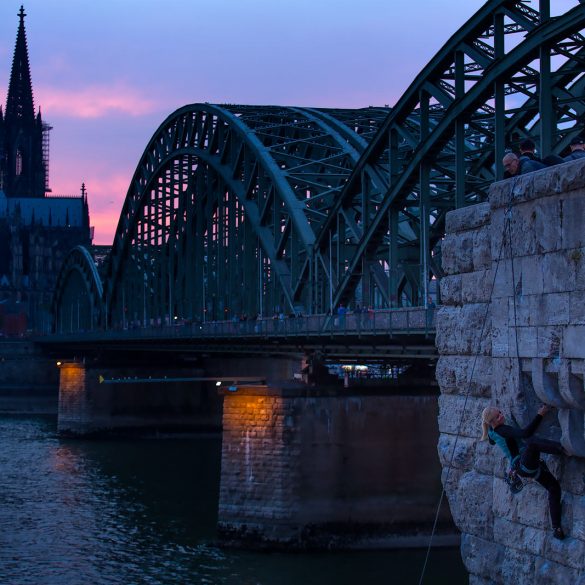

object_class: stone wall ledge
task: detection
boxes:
[490,158,585,210]
[445,201,491,234]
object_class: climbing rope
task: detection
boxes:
[418,179,519,584]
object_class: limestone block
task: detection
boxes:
[435,356,457,393]
[569,291,585,325]
[493,516,545,556]
[516,326,537,358]
[441,465,465,505]
[437,433,476,469]
[491,297,511,357]
[489,206,506,263]
[439,274,462,306]
[435,304,491,357]
[509,202,539,257]
[445,201,491,234]
[536,293,570,327]
[492,476,519,521]
[462,269,493,304]
[490,176,521,211]
[491,357,522,407]
[563,458,585,497]
[562,194,585,250]
[496,197,562,258]
[534,557,582,585]
[533,197,563,254]
[542,250,576,294]
[572,249,585,290]
[572,495,585,540]
[438,394,489,438]
[563,326,585,359]
[518,255,545,297]
[452,471,494,538]
[473,438,499,476]
[491,257,514,300]
[472,224,492,271]
[513,481,550,530]
[544,530,585,571]
[500,547,537,585]
[435,355,492,397]
[513,294,537,327]
[460,533,504,581]
[442,232,474,275]
[537,326,562,359]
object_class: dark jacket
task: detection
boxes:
[519,155,546,175]
[564,149,585,161]
[488,414,543,462]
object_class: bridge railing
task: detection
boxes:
[48,306,436,341]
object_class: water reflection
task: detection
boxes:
[0,415,465,584]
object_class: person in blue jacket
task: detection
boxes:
[481,404,566,540]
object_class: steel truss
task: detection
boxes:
[321,0,585,311]
[100,105,389,327]
[52,246,103,332]
[53,0,585,332]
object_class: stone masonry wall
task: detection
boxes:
[218,387,452,548]
[436,160,585,584]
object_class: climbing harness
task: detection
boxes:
[505,463,524,494]
[418,178,521,585]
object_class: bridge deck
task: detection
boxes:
[39,307,437,362]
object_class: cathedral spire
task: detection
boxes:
[5,6,35,123]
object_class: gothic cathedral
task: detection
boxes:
[0,6,92,335]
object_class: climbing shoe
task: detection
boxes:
[553,527,565,540]
[505,468,524,494]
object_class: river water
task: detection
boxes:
[0,414,466,584]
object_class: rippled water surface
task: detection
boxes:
[0,415,466,584]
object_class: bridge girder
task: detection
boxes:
[318,0,585,311]
[53,0,585,334]
[52,246,104,333]
[100,104,389,327]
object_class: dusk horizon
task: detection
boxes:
[0,0,494,244]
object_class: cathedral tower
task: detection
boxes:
[1,6,47,197]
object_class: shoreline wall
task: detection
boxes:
[437,160,585,584]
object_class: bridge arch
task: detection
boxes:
[314,0,585,311]
[52,245,104,333]
[102,104,389,327]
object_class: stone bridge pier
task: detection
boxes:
[437,160,585,584]
[57,361,222,436]
[56,351,454,547]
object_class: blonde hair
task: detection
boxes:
[480,406,500,441]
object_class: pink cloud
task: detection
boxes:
[50,167,131,245]
[36,83,159,119]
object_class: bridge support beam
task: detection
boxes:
[57,361,221,436]
[217,385,455,548]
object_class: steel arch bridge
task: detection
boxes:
[53,0,585,334]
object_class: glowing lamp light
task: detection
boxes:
[56,361,62,367]
[215,381,222,387]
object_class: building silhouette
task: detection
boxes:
[0,6,92,335]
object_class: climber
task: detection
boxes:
[481,404,566,540]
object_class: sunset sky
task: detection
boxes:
[0,0,578,244]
